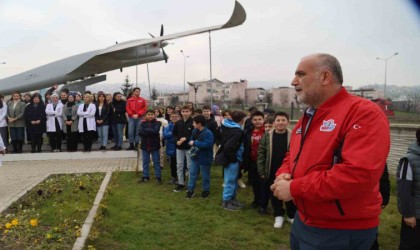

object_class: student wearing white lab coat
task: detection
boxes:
[78,94,96,152]
[45,94,64,152]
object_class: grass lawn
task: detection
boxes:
[0,173,105,250]
[87,166,401,250]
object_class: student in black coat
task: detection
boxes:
[25,93,47,153]
[110,92,127,150]
[95,93,111,150]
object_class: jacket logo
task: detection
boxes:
[320,119,337,132]
[296,128,302,134]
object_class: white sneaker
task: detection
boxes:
[238,179,246,189]
[274,216,284,229]
[285,216,294,224]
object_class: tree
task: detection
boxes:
[121,75,133,97]
[170,95,179,106]
[151,86,159,102]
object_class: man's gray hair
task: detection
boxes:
[316,54,343,84]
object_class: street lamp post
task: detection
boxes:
[376,52,398,98]
[180,50,189,104]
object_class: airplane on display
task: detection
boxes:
[0,1,246,95]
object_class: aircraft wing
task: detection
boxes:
[67,0,246,76]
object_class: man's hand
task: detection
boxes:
[404,217,416,228]
[274,173,292,183]
[271,180,293,201]
[132,114,138,119]
[188,140,194,146]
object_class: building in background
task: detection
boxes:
[272,87,297,108]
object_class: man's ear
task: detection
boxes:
[321,71,333,86]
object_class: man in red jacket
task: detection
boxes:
[271,53,390,249]
[126,87,147,150]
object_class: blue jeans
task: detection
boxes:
[187,160,211,192]
[10,127,24,141]
[290,213,377,250]
[111,123,124,147]
[176,149,192,185]
[222,162,239,201]
[142,150,161,179]
[128,117,141,144]
[97,125,109,146]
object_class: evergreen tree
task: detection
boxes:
[121,75,133,97]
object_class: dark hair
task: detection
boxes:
[264,115,275,124]
[166,106,174,112]
[181,105,191,111]
[222,109,232,117]
[251,111,264,119]
[154,107,163,118]
[61,88,70,94]
[193,115,206,126]
[12,90,21,96]
[202,105,211,111]
[231,111,246,123]
[31,93,45,106]
[145,109,155,115]
[171,111,180,116]
[417,128,420,145]
[194,109,203,114]
[274,111,290,121]
[97,93,106,103]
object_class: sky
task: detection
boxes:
[0,0,420,92]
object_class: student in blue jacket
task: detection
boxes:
[163,111,180,184]
[186,115,214,199]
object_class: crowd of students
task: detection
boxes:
[0,83,307,228]
[137,101,297,229]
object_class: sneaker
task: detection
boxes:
[231,198,245,208]
[137,177,149,183]
[285,216,294,225]
[173,184,185,192]
[186,190,195,199]
[274,216,284,228]
[156,178,162,184]
[168,177,177,185]
[222,200,240,211]
[238,179,246,189]
[201,191,210,199]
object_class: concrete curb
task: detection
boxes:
[0,173,50,213]
[73,171,113,250]
[3,151,137,162]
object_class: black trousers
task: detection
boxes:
[31,133,43,152]
[248,161,262,205]
[260,175,296,218]
[47,131,62,150]
[82,131,95,151]
[170,156,177,179]
[66,130,79,151]
[399,217,420,250]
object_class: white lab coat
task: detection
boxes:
[45,102,64,132]
[77,103,96,132]
[0,102,7,128]
[0,133,5,166]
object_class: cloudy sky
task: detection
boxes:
[0,0,419,91]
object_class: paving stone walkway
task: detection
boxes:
[0,153,137,213]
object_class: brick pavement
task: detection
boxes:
[0,152,137,213]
